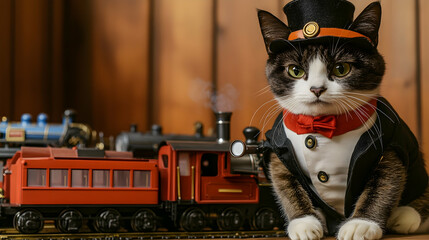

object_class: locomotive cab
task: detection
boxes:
[158,142,259,204]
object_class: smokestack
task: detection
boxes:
[215,112,232,143]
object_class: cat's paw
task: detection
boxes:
[287,215,323,240]
[387,206,421,234]
[337,219,382,240]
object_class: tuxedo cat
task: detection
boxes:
[257,0,429,239]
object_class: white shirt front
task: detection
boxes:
[284,113,377,215]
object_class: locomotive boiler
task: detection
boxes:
[115,122,216,158]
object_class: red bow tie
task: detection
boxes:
[283,99,377,138]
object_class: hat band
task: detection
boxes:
[288,28,373,45]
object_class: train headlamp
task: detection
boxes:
[230,140,246,157]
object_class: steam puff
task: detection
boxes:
[189,79,239,112]
[213,83,239,112]
[188,79,213,109]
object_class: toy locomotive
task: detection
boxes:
[115,122,216,158]
[0,112,282,234]
[0,110,93,156]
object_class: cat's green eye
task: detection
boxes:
[332,63,351,77]
[287,65,305,79]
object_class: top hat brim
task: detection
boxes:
[269,36,374,54]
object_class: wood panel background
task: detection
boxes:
[0,0,428,164]
[420,0,429,169]
[152,0,214,135]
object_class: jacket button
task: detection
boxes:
[318,171,329,183]
[305,135,317,149]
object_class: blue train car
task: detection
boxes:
[0,110,92,155]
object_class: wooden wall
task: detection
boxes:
[420,0,429,165]
[1,0,428,162]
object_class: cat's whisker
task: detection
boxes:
[340,92,383,112]
[329,39,335,56]
[332,20,357,55]
[333,39,353,55]
[346,94,398,124]
[334,94,383,156]
[336,100,353,120]
[261,103,282,127]
[257,89,273,97]
[261,107,282,135]
[334,99,346,115]
[258,99,286,135]
[332,22,352,56]
[340,99,363,122]
[343,91,379,98]
[343,97,383,144]
[253,105,282,137]
[333,95,355,118]
[256,85,272,95]
[249,98,279,126]
[345,98,377,127]
[332,36,342,56]
[349,99,382,142]
[270,97,302,142]
[333,101,343,116]
[341,98,380,148]
[331,22,350,56]
[271,106,288,147]
[256,85,270,92]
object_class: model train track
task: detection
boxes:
[0,230,286,240]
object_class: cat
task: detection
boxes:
[257,0,429,240]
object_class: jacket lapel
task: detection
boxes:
[344,97,397,217]
[344,125,383,217]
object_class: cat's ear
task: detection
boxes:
[257,10,291,54]
[350,2,382,47]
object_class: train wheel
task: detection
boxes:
[216,207,244,231]
[131,209,157,232]
[56,209,83,233]
[251,208,279,230]
[180,207,206,232]
[93,208,121,233]
[13,209,44,234]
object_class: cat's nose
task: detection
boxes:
[310,86,327,97]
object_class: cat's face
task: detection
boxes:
[258,2,385,116]
[266,43,385,116]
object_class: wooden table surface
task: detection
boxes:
[259,235,429,240]
[373,235,429,240]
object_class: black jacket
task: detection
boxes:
[264,97,428,234]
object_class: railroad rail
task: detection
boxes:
[0,229,286,240]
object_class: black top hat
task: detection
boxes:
[284,0,355,31]
[269,0,380,53]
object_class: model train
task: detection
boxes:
[0,112,282,234]
[115,122,216,158]
[0,110,93,157]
